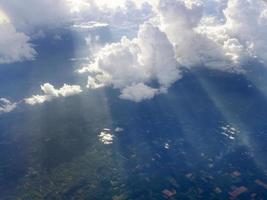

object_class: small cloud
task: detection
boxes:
[115,127,124,132]
[0,98,17,114]
[25,83,82,105]
[73,21,109,30]
[31,30,46,40]
[53,34,62,40]
[120,83,159,102]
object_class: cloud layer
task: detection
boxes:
[0,0,71,30]
[1,0,267,107]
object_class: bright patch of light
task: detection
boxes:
[164,143,170,149]
[220,124,240,140]
[66,0,90,13]
[0,9,10,24]
[99,129,114,144]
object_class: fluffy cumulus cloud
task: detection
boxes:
[76,0,267,102]
[157,0,230,68]
[78,22,182,101]
[0,23,36,64]
[197,0,267,65]
[0,98,17,114]
[158,0,267,68]
[154,0,254,70]
[25,83,82,105]
[224,0,267,63]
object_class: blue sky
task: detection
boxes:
[0,0,267,114]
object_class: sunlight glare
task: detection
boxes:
[0,9,10,24]
[67,0,91,13]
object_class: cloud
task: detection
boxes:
[2,0,267,104]
[76,0,267,102]
[25,83,82,105]
[156,0,240,70]
[0,0,71,31]
[133,0,267,69]
[77,0,235,102]
[0,98,17,114]
[0,23,36,64]
[73,21,109,30]
[79,22,182,101]
[197,0,267,65]
[0,0,154,32]
[223,0,267,63]
[0,0,154,64]
[119,83,159,102]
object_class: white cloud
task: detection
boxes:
[137,21,182,87]
[0,0,154,32]
[0,23,36,64]
[223,0,267,63]
[120,83,159,102]
[156,0,238,70]
[58,84,83,97]
[2,0,267,104]
[0,0,71,31]
[79,22,182,102]
[73,21,109,30]
[197,0,267,65]
[25,83,82,105]
[76,0,267,102]
[0,98,17,114]
[0,0,154,64]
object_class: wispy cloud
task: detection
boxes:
[0,98,17,114]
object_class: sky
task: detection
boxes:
[0,0,267,114]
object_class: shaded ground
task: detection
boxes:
[0,67,267,199]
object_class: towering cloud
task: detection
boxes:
[199,0,267,65]
[77,0,267,102]
[78,22,182,101]
[223,0,267,63]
